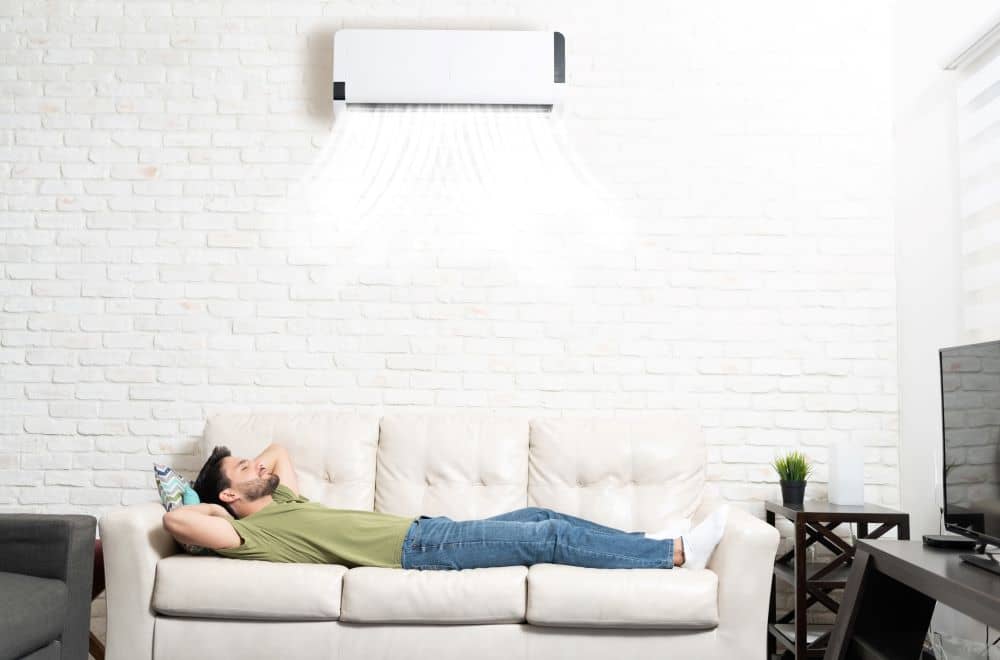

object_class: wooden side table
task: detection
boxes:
[765,501,910,660]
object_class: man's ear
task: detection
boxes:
[219,489,238,504]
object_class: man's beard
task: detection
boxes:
[241,473,280,501]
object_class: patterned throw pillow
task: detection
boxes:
[154,463,211,555]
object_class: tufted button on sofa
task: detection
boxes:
[99,411,779,660]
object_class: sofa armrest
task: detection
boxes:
[695,494,780,659]
[0,514,96,660]
[99,503,179,660]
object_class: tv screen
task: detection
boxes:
[941,340,1000,547]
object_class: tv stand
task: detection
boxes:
[824,539,1000,659]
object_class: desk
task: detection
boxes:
[824,539,1000,659]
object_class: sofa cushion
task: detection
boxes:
[340,566,527,623]
[528,414,706,532]
[202,411,380,510]
[526,564,719,629]
[152,555,347,620]
[0,571,67,659]
[375,413,529,518]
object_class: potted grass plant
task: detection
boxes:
[772,450,813,507]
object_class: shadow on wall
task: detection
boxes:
[303,18,538,124]
[305,28,335,124]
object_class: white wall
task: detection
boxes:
[0,0,898,510]
[893,0,997,541]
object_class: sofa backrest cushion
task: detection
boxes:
[528,414,706,532]
[201,411,380,510]
[374,413,529,518]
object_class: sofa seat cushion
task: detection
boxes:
[526,564,719,629]
[0,572,67,659]
[340,566,527,624]
[152,555,348,620]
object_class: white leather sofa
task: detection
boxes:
[99,411,779,660]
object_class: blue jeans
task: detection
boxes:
[400,506,674,570]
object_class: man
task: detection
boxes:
[164,443,727,571]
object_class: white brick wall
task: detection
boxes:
[3,0,896,640]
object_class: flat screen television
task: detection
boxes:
[940,340,1000,559]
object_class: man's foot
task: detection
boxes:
[678,506,728,569]
[645,517,691,540]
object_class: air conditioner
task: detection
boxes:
[332,29,565,113]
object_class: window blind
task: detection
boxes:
[957,38,1000,337]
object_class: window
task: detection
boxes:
[956,33,1000,335]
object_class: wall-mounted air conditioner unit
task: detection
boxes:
[332,29,565,114]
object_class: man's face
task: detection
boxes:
[221,456,280,503]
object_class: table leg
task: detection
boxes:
[795,519,807,659]
[91,538,106,660]
[823,548,934,660]
[767,510,776,659]
[89,632,105,660]
[825,548,871,660]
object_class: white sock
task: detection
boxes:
[678,506,728,569]
[645,517,691,540]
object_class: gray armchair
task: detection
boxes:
[0,514,96,660]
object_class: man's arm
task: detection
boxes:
[253,442,300,495]
[162,504,241,550]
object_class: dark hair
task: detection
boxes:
[193,446,235,517]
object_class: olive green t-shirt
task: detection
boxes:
[215,484,416,568]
